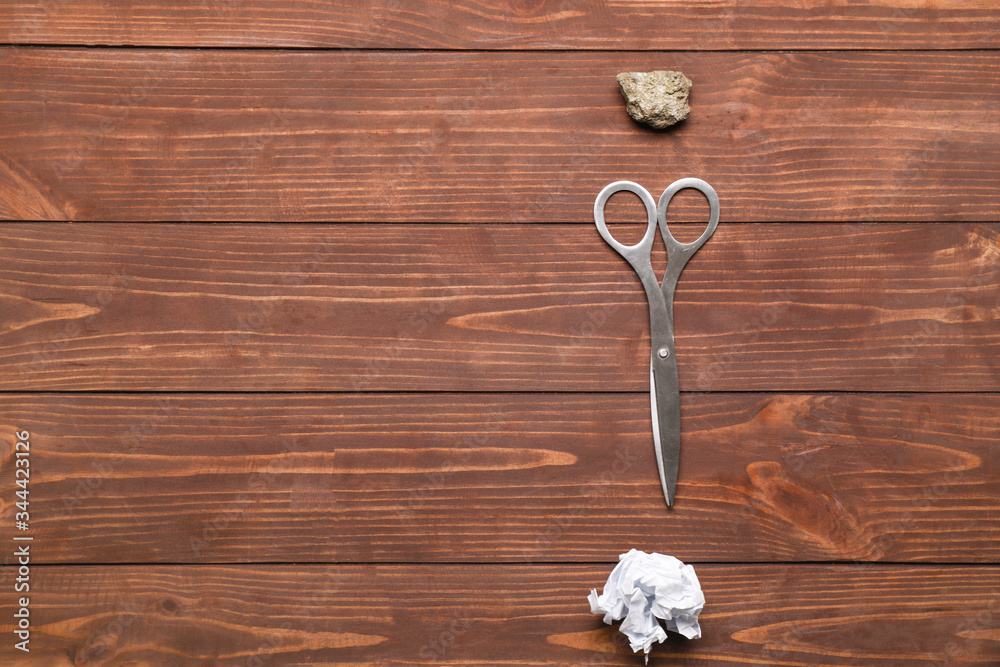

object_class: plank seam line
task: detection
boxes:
[0,390,997,396]
[2,220,995,226]
[13,561,1000,568]
[2,45,1000,53]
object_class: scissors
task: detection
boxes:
[594,178,719,506]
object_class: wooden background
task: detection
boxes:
[1,2,999,665]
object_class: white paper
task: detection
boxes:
[588,549,704,661]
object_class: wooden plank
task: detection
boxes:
[1,49,998,223]
[2,222,997,392]
[1,392,995,564]
[3,1,1000,50]
[1,563,997,664]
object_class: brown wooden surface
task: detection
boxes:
[1,50,999,222]
[1,222,997,392]
[4,1,1000,50]
[1,392,996,564]
[3,1,999,662]
[1,563,997,665]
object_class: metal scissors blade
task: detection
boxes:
[594,178,719,506]
[650,361,679,506]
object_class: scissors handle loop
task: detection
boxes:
[594,178,719,287]
[657,177,720,259]
[593,181,659,273]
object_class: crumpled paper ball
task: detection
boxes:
[588,549,705,660]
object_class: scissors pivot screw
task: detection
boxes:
[657,347,670,359]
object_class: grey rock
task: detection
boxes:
[617,71,692,129]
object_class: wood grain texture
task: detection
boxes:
[1,563,997,665]
[3,1,1000,50]
[1,392,996,564]
[2,223,997,392]
[1,49,998,222]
